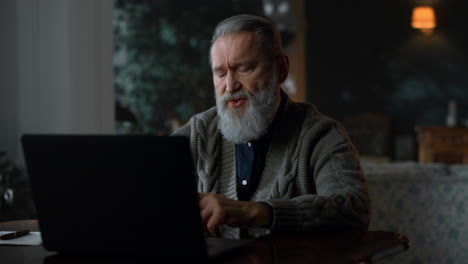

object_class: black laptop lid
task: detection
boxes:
[21,135,206,257]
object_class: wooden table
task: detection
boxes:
[0,220,409,263]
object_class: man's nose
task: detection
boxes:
[226,72,241,93]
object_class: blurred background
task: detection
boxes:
[1,0,467,262]
[2,0,468,165]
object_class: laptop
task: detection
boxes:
[21,134,252,259]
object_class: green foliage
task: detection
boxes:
[0,152,35,221]
[114,0,263,134]
[0,152,20,205]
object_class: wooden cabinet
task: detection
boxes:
[416,126,468,164]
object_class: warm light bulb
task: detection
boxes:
[411,6,436,31]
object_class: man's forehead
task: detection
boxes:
[211,31,263,65]
[213,31,257,48]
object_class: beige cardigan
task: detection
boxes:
[173,98,370,238]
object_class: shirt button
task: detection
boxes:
[242,180,248,185]
[247,142,252,147]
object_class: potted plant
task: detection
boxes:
[0,151,35,221]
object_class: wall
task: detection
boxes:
[305,0,468,160]
[266,0,307,102]
[286,0,306,102]
[0,0,115,167]
[0,0,19,162]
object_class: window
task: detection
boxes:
[113,0,265,135]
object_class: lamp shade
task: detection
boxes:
[411,6,436,30]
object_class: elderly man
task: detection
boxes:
[173,14,370,238]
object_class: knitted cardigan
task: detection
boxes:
[173,98,370,238]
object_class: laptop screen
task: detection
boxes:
[22,135,207,257]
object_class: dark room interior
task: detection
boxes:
[1,0,467,263]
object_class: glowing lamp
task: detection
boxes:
[411,6,436,32]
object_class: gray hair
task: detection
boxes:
[209,14,284,64]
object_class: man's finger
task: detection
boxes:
[206,207,225,233]
[200,207,212,224]
[198,192,207,200]
[206,216,220,234]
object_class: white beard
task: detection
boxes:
[216,76,280,144]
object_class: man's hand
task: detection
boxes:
[198,192,271,234]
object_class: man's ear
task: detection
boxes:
[277,55,289,84]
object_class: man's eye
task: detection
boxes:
[214,71,226,78]
[238,66,253,73]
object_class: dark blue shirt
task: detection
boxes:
[236,134,271,201]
